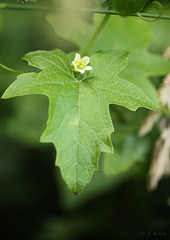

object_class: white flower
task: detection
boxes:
[71,53,92,74]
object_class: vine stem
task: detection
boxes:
[0,3,52,11]
[83,14,110,56]
[83,0,115,56]
[0,3,170,20]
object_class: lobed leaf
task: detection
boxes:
[2,49,157,193]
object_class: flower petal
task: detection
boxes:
[77,68,85,74]
[74,53,81,63]
[84,66,92,71]
[81,56,90,65]
[72,61,77,71]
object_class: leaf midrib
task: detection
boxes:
[75,82,81,193]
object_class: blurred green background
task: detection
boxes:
[0,1,170,240]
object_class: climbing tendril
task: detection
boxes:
[137,1,163,22]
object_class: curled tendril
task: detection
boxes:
[137,1,163,22]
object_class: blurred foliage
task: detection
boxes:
[111,0,149,15]
[0,0,170,240]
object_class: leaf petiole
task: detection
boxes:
[0,63,26,74]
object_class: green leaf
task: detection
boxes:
[48,14,170,106]
[1,49,157,193]
[103,134,150,176]
[111,0,149,15]
[150,7,170,52]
